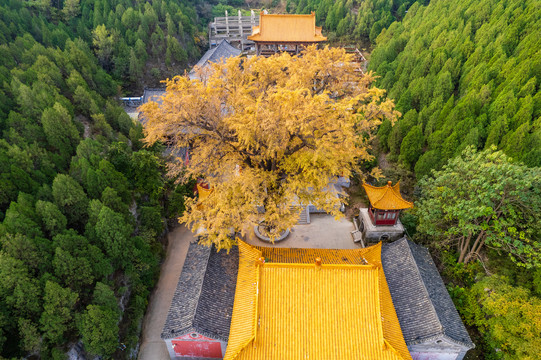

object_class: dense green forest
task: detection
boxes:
[0,0,199,358]
[370,0,540,176]
[285,0,426,44]
[0,0,207,92]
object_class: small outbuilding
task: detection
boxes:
[363,181,413,226]
[161,244,238,359]
[356,181,413,244]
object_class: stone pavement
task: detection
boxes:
[138,225,195,360]
[245,213,361,249]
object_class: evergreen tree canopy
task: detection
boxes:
[369,0,541,175]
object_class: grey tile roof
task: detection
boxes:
[382,237,474,349]
[161,243,211,340]
[161,243,238,341]
[189,40,241,79]
[142,88,166,104]
[193,246,238,341]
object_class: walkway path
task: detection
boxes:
[138,225,195,360]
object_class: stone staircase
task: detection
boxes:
[291,205,310,225]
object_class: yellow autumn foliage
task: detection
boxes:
[140,46,398,250]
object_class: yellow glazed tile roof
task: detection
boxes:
[224,241,412,360]
[257,244,380,264]
[248,12,327,43]
[224,241,262,359]
[363,181,414,210]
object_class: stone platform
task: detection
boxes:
[358,208,405,244]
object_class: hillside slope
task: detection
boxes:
[368,0,540,178]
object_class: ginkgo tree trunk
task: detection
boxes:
[140,46,399,250]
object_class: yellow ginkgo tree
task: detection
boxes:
[140,46,399,250]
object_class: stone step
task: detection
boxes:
[292,206,310,225]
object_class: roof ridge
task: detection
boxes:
[402,238,445,337]
[388,185,414,208]
[406,240,474,348]
[260,13,317,17]
[375,186,389,204]
[374,266,386,348]
[264,262,377,269]
[383,339,406,359]
[362,182,386,204]
[223,240,261,360]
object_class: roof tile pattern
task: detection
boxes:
[193,246,239,341]
[161,244,238,341]
[224,241,412,360]
[257,244,378,264]
[161,243,211,339]
[248,13,327,43]
[382,238,474,349]
[363,181,414,210]
[257,242,410,358]
[223,241,262,359]
[193,40,241,70]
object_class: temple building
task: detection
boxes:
[356,181,413,244]
[247,12,327,56]
[188,39,241,80]
[161,245,238,359]
[224,241,411,360]
[162,239,473,360]
[383,238,475,360]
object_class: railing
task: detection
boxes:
[120,97,143,107]
[209,10,259,51]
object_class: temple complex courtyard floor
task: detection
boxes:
[245,214,359,249]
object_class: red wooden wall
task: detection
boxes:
[171,333,223,358]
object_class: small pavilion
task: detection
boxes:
[248,12,327,56]
[362,181,413,226]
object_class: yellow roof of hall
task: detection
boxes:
[224,241,412,360]
[248,12,327,43]
[363,181,414,210]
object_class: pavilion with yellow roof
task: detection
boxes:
[363,181,413,226]
[248,12,327,56]
[223,240,412,360]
